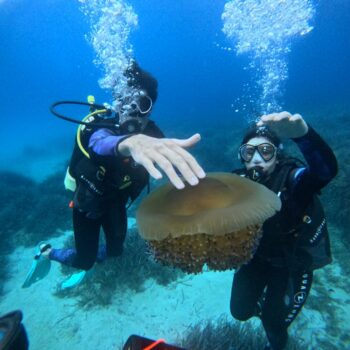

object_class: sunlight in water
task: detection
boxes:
[78,0,138,107]
[222,0,315,115]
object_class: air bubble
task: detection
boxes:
[222,0,315,114]
[79,0,139,103]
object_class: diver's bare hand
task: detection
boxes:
[257,111,308,139]
[118,133,206,189]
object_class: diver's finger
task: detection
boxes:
[149,151,186,189]
[157,146,200,186]
[257,113,278,125]
[274,111,292,122]
[170,133,201,149]
[290,113,303,122]
[134,154,163,180]
[172,145,206,179]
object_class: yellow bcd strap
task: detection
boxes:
[76,108,109,159]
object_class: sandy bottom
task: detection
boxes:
[1,221,349,350]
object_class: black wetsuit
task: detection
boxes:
[230,126,338,350]
[50,120,164,270]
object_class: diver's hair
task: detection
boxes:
[126,60,158,103]
[241,124,281,147]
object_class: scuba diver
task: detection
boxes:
[22,61,205,289]
[229,112,338,350]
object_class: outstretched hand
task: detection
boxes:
[118,133,206,189]
[257,111,308,139]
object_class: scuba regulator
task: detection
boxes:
[247,166,265,182]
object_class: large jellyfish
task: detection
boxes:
[137,173,281,273]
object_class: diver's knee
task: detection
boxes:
[231,311,253,321]
[230,303,254,321]
[76,259,95,271]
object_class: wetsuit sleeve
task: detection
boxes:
[87,122,165,167]
[88,128,133,157]
[88,120,165,158]
[289,125,338,196]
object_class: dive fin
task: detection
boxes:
[22,243,52,288]
[59,270,88,290]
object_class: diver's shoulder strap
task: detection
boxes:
[271,158,305,195]
[144,120,165,138]
[273,164,295,195]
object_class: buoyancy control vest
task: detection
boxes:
[65,113,164,215]
[234,159,332,271]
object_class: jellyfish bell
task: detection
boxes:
[136,172,281,273]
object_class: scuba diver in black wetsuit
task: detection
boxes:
[22,61,205,289]
[229,112,338,350]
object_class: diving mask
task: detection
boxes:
[118,90,153,118]
[239,143,276,163]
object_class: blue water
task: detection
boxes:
[1,0,349,175]
[0,1,350,349]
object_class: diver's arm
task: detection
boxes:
[88,122,166,157]
[257,111,337,193]
[292,125,338,190]
[89,128,206,190]
[285,126,338,209]
[88,128,133,157]
[118,133,205,189]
